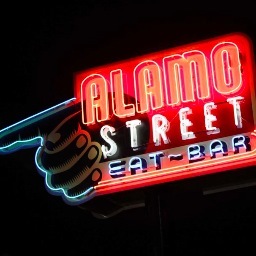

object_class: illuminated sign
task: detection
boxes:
[0,33,256,205]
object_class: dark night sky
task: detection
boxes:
[1,1,256,255]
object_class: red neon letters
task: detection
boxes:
[79,42,242,125]
[74,33,256,196]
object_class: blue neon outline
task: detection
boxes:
[0,97,95,204]
[34,145,94,203]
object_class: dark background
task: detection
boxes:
[1,1,256,255]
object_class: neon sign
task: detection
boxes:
[0,33,255,205]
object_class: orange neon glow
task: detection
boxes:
[211,42,242,95]
[134,61,163,113]
[110,69,135,118]
[163,50,210,106]
[81,74,109,125]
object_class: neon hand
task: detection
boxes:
[0,98,102,205]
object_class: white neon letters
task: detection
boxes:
[227,96,244,128]
[126,120,141,150]
[100,96,245,158]
[100,125,117,159]
[204,102,220,135]
[152,114,170,146]
[179,107,195,140]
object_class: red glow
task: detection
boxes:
[74,33,256,197]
